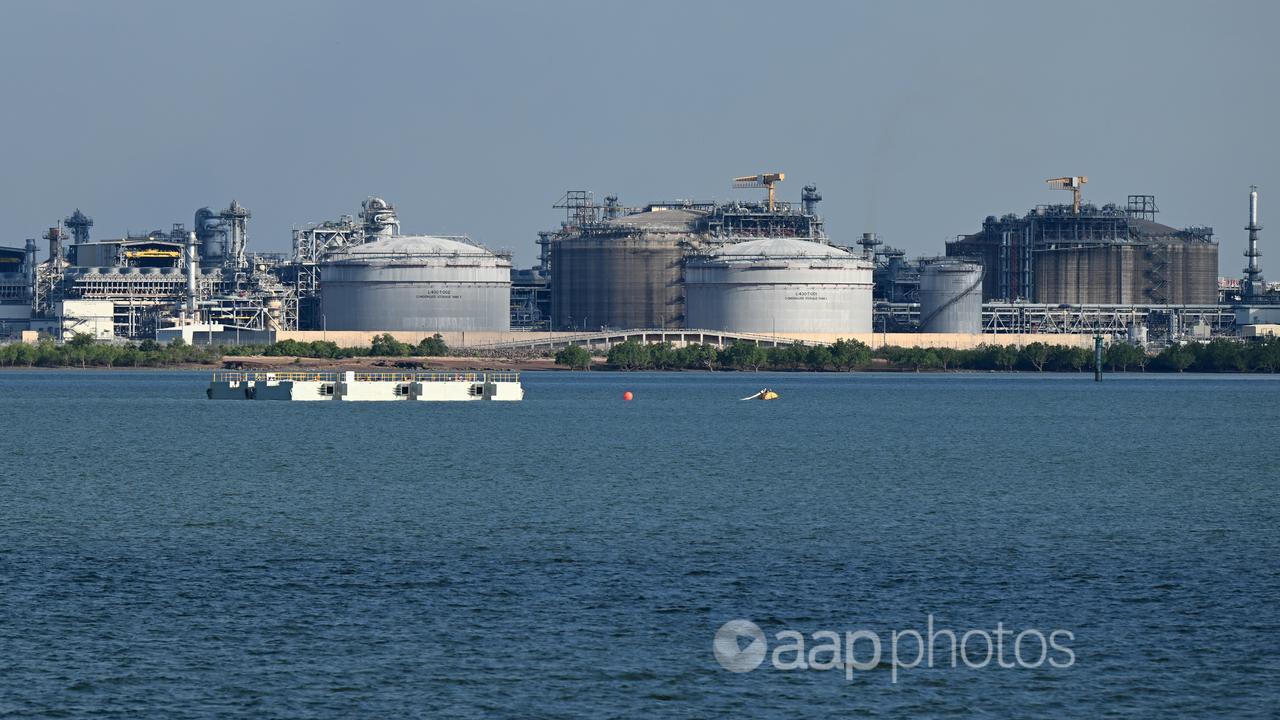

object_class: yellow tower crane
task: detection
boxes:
[1046,176,1088,215]
[734,172,786,211]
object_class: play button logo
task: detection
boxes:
[713,619,767,673]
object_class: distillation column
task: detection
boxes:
[25,238,37,307]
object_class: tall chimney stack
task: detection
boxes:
[1244,186,1265,298]
[186,231,199,319]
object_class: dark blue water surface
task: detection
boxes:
[1,370,1277,718]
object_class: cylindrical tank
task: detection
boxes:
[919,260,983,333]
[1033,242,1218,304]
[1127,325,1148,345]
[685,238,873,334]
[194,207,224,266]
[320,235,511,332]
[550,208,702,330]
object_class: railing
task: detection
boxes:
[213,371,338,383]
[350,371,519,383]
[475,372,520,383]
[350,372,423,382]
[212,371,520,383]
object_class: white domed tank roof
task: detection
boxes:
[712,237,853,259]
[334,234,497,258]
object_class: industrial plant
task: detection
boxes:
[860,179,1272,340]
[0,196,512,344]
[946,180,1218,306]
[538,176,846,334]
[0,173,1276,350]
[0,200,294,342]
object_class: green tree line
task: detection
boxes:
[6,333,1280,373]
[582,338,873,372]
[552,337,1280,373]
[0,333,451,368]
[0,335,223,368]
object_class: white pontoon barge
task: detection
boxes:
[208,370,524,401]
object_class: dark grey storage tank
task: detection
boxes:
[550,208,704,330]
[1033,242,1218,305]
[320,235,511,331]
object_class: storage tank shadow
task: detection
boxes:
[320,235,511,332]
[685,238,874,334]
[918,260,983,333]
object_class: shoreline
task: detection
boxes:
[0,361,1272,376]
[0,356,567,373]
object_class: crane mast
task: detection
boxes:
[1046,176,1088,215]
[733,172,786,211]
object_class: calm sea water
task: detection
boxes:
[0,370,1277,718]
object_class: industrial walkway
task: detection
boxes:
[467,328,811,352]
[463,328,1096,351]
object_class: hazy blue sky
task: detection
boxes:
[2,0,1276,269]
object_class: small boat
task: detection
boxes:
[740,388,780,401]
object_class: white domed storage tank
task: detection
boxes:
[320,235,511,331]
[685,238,874,334]
[919,260,983,333]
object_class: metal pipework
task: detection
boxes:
[858,231,881,261]
[221,199,250,270]
[361,197,400,239]
[194,201,251,270]
[64,209,93,244]
[802,184,822,217]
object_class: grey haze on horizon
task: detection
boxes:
[1,0,1275,270]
